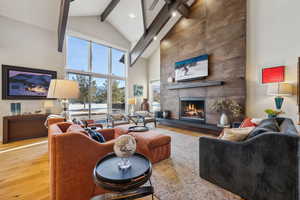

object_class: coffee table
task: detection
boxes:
[93,153,154,200]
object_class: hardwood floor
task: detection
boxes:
[0,126,210,200]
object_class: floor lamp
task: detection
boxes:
[47,79,80,120]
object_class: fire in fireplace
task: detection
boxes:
[180,97,205,122]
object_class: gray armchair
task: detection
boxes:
[199,118,299,200]
[135,111,157,127]
[107,113,130,128]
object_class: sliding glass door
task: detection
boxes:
[66,36,127,122]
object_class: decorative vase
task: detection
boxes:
[114,135,136,170]
[219,112,229,126]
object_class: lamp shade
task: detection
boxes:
[267,83,293,96]
[128,98,136,105]
[47,79,79,99]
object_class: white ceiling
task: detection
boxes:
[69,0,198,58]
[107,0,144,44]
[69,0,168,57]
[0,0,61,31]
[69,0,111,17]
[0,0,193,59]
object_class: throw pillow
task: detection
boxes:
[221,127,254,142]
[240,118,257,128]
[279,119,299,135]
[251,118,264,126]
[246,118,280,139]
[86,129,106,143]
[66,124,89,136]
[111,114,124,121]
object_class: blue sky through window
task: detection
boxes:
[67,37,89,71]
[92,43,109,74]
[112,48,125,77]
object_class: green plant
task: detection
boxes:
[264,109,281,116]
[210,98,242,119]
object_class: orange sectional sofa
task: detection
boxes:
[48,122,171,200]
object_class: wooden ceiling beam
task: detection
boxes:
[57,0,71,52]
[129,0,190,66]
[177,3,190,18]
[141,0,147,33]
[100,0,120,22]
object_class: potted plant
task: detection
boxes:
[264,109,282,118]
[210,98,243,127]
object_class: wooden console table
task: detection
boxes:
[3,114,48,144]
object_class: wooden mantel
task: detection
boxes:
[167,81,224,90]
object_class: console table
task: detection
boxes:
[3,114,48,144]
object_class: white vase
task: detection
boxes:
[219,112,229,126]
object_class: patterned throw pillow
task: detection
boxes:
[221,127,254,142]
[86,129,106,143]
[240,118,257,128]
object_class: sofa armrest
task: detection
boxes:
[199,133,299,200]
[97,128,116,141]
[49,133,114,200]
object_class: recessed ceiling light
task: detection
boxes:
[172,11,177,17]
[129,13,136,19]
[153,36,157,41]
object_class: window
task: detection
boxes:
[112,80,125,113]
[112,48,126,77]
[67,37,89,71]
[92,43,109,74]
[150,80,160,112]
[66,36,127,121]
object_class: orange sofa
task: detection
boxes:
[48,122,126,200]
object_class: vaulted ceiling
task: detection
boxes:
[0,0,192,59]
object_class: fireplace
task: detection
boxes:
[180,97,205,123]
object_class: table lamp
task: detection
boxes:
[128,98,136,115]
[267,83,293,110]
[47,80,79,120]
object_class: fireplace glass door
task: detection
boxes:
[180,98,205,123]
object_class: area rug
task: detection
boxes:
[150,128,242,200]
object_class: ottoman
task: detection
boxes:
[129,131,171,164]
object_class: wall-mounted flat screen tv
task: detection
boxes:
[175,54,209,82]
[2,65,57,100]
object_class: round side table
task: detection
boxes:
[93,153,154,200]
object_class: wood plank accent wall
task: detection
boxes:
[160,0,246,124]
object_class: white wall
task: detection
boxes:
[0,15,65,142]
[247,0,300,124]
[148,47,160,82]
[67,16,131,51]
[128,58,148,109]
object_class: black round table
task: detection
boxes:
[93,153,153,200]
[128,126,149,132]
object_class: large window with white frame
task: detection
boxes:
[66,36,127,122]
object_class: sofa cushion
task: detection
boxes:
[66,124,89,136]
[280,119,298,135]
[86,129,106,143]
[247,118,280,139]
[129,131,171,148]
[221,127,254,142]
